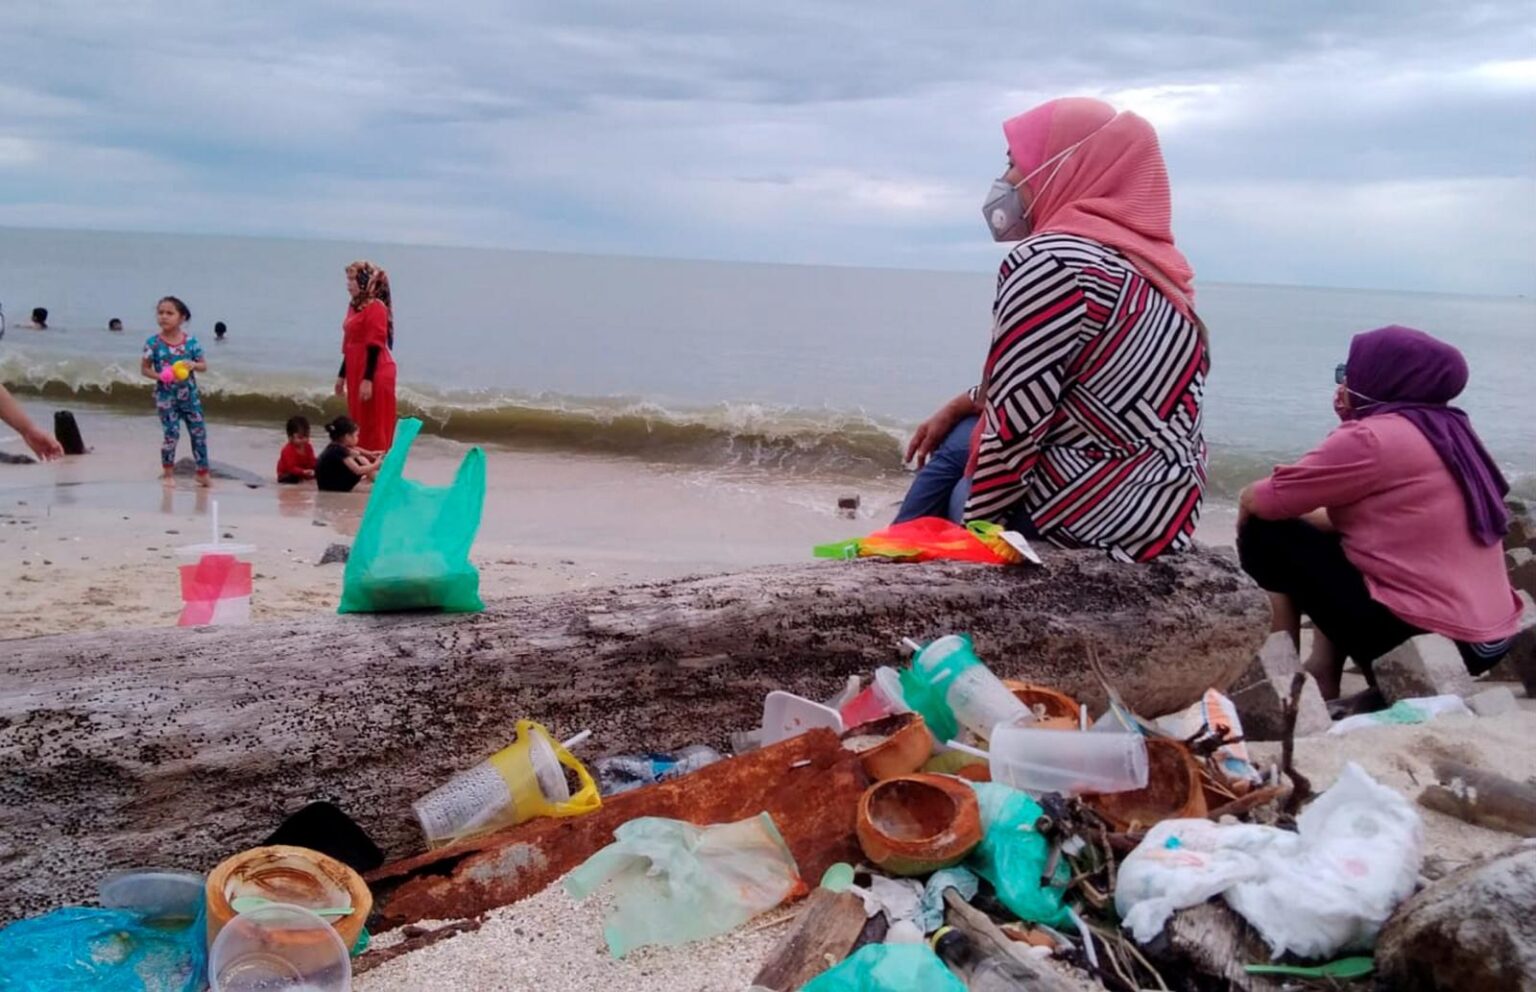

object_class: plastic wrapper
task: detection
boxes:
[1116,762,1422,959]
[564,812,801,958]
[339,417,485,613]
[800,943,967,992]
[1152,688,1262,789]
[965,782,1071,926]
[0,905,206,992]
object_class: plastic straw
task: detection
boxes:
[900,637,923,654]
[944,739,991,761]
[1080,704,1088,731]
[561,730,592,750]
[211,500,219,549]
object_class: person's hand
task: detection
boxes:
[334,377,345,397]
[23,426,63,461]
[360,380,373,402]
[905,393,971,468]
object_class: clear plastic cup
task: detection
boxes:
[839,668,910,727]
[982,726,1149,796]
[99,867,205,924]
[209,904,350,992]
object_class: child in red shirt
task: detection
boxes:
[276,415,317,483]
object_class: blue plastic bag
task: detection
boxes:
[339,418,486,613]
[800,943,966,992]
[0,906,206,992]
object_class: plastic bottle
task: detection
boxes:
[900,634,1033,742]
[593,745,722,796]
[932,926,1033,990]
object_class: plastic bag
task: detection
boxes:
[814,517,1015,564]
[1152,689,1262,789]
[965,782,1071,927]
[1116,762,1422,959]
[1327,695,1473,735]
[800,943,966,992]
[564,812,802,958]
[0,906,206,992]
[339,418,485,613]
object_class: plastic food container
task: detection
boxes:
[208,903,350,992]
[977,726,1148,796]
[98,867,205,923]
[839,668,911,728]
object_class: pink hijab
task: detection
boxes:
[1002,97,1197,321]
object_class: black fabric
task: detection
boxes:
[315,442,360,493]
[1236,516,1422,673]
[336,345,381,380]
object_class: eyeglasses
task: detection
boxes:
[1334,363,1347,385]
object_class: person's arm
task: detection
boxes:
[0,384,63,460]
[1245,422,1386,522]
[141,345,158,382]
[906,389,982,468]
[966,248,1085,519]
[187,339,206,373]
[358,303,388,401]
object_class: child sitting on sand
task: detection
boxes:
[276,415,317,483]
[316,416,382,493]
[139,296,210,486]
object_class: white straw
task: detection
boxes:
[561,730,592,750]
[211,500,219,549]
[1066,906,1100,972]
[943,739,991,761]
[900,637,923,654]
[1080,704,1089,731]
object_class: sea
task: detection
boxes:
[2,226,1532,499]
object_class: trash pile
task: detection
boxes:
[9,616,1531,991]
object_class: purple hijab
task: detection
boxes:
[1345,325,1509,545]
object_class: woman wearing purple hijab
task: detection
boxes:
[1236,325,1521,701]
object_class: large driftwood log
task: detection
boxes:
[0,550,1264,921]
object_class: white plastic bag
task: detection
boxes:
[1327,695,1473,735]
[1116,763,1422,959]
[1152,689,1262,788]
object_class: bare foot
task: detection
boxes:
[161,468,175,487]
[195,471,211,488]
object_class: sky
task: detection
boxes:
[2,1,1534,295]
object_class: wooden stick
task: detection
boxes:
[942,890,1084,992]
[1418,759,1536,838]
[750,888,869,992]
[1279,672,1313,816]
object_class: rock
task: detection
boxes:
[1144,902,1285,992]
[1511,546,1535,572]
[1227,631,1331,740]
[1508,514,1532,552]
[0,451,36,465]
[1376,843,1536,992]
[1478,592,1536,696]
[1374,634,1475,702]
[1466,686,1519,718]
[172,457,266,487]
[318,543,350,565]
[1510,553,1536,600]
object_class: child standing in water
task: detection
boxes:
[140,296,210,485]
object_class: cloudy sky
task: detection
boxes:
[3,1,1534,295]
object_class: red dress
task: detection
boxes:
[342,300,398,453]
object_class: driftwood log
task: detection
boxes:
[0,550,1264,921]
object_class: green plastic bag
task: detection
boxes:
[564,813,801,958]
[338,418,486,613]
[800,943,965,992]
[966,782,1071,927]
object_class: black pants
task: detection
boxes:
[1236,516,1423,676]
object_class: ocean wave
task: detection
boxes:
[5,352,1530,499]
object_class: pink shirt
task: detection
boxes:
[1251,413,1520,642]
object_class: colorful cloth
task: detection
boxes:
[342,300,398,453]
[965,234,1206,561]
[814,517,1023,564]
[144,333,208,470]
[1002,97,1196,321]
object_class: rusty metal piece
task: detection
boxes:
[841,712,935,781]
[368,729,867,928]
[855,773,981,876]
[1086,738,1207,832]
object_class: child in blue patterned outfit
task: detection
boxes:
[139,295,210,485]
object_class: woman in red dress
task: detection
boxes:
[334,260,398,453]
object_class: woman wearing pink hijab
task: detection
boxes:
[896,97,1207,562]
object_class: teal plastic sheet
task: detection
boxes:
[966,782,1072,927]
[0,906,206,992]
[339,418,485,613]
[801,943,965,992]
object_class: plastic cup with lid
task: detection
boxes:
[209,903,350,992]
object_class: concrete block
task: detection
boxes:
[1466,686,1519,718]
[1509,554,1536,600]
[1509,546,1534,572]
[1375,634,1476,702]
[1227,631,1332,740]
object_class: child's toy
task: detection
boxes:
[173,360,191,381]
[158,366,176,384]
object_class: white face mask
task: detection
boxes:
[981,117,1116,242]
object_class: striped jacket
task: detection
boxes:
[965,234,1207,561]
